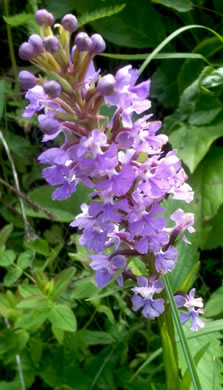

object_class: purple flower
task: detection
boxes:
[170,209,195,244]
[35,9,54,26]
[174,289,205,331]
[23,86,47,118]
[97,164,135,196]
[89,253,126,288]
[43,80,62,98]
[90,34,106,54]
[155,246,178,274]
[19,42,34,61]
[18,71,36,90]
[131,276,165,319]
[75,32,92,52]
[28,34,43,56]
[61,14,77,32]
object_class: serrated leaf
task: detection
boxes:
[152,0,192,12]
[0,250,16,267]
[48,304,77,332]
[78,4,126,27]
[17,250,35,269]
[169,122,223,173]
[3,13,34,27]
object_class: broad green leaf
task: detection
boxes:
[51,326,64,343]
[204,204,223,249]
[92,0,166,48]
[17,250,35,269]
[15,310,49,332]
[201,67,223,88]
[205,287,223,318]
[3,13,34,27]
[48,304,77,332]
[177,262,200,293]
[25,239,49,256]
[191,147,223,225]
[26,184,90,222]
[19,282,41,298]
[152,0,192,12]
[177,323,223,390]
[17,295,49,310]
[169,122,223,173]
[4,268,22,287]
[96,305,115,324]
[188,109,222,126]
[78,4,126,27]
[51,267,76,300]
[70,278,98,300]
[180,343,210,390]
[0,250,16,267]
[77,330,114,346]
[0,224,13,247]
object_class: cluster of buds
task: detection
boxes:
[18,9,204,331]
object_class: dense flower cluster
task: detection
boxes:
[19,9,204,330]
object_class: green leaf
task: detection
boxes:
[0,224,13,247]
[92,0,166,48]
[160,322,180,389]
[25,184,90,222]
[78,4,126,27]
[15,310,49,331]
[0,250,16,267]
[4,268,22,286]
[152,0,192,12]
[51,326,64,343]
[3,13,34,27]
[70,278,98,300]
[18,282,41,298]
[17,250,35,269]
[77,330,114,346]
[205,287,223,318]
[51,267,76,300]
[169,122,223,173]
[201,67,223,88]
[96,305,115,324]
[163,275,202,390]
[204,204,223,249]
[48,304,77,332]
[25,239,49,256]
[180,343,210,390]
[17,295,49,310]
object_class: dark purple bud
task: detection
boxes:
[98,74,116,96]
[43,80,62,98]
[38,115,60,135]
[19,42,34,61]
[90,34,106,54]
[35,9,55,26]
[62,14,77,32]
[28,34,43,56]
[43,36,60,53]
[74,32,92,52]
[18,71,36,90]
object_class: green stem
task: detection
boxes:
[3,0,18,84]
[162,274,202,390]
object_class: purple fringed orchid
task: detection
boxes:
[18,8,204,329]
[174,289,205,331]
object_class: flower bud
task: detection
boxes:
[43,80,62,98]
[43,36,60,53]
[98,74,116,96]
[35,9,55,26]
[90,34,106,54]
[18,71,36,90]
[38,114,60,135]
[28,34,43,56]
[19,42,34,61]
[62,14,77,32]
[74,32,92,52]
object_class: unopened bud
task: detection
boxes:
[43,36,60,53]
[19,42,34,61]
[35,9,55,26]
[18,71,36,90]
[90,34,106,54]
[38,114,60,135]
[28,34,43,56]
[75,32,92,52]
[98,74,115,96]
[62,14,77,32]
[43,80,62,98]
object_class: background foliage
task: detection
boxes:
[0,0,223,389]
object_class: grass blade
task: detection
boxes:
[162,274,202,390]
[101,52,209,63]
